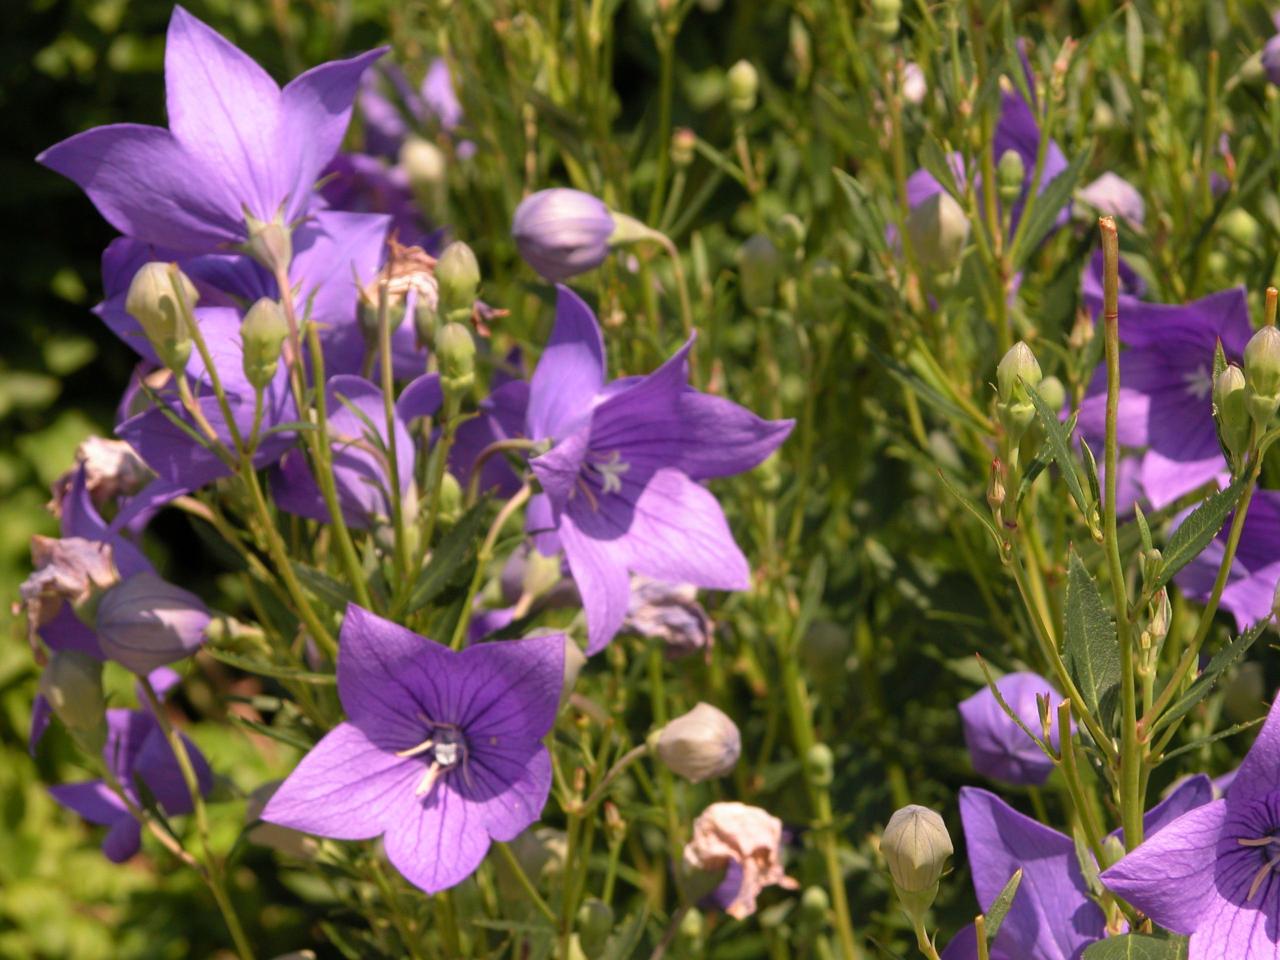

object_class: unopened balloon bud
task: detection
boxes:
[437,322,476,395]
[1037,375,1066,413]
[736,233,779,311]
[1245,327,1280,430]
[436,241,480,322]
[244,211,293,275]
[653,702,741,782]
[671,127,697,169]
[805,742,834,788]
[996,342,1042,440]
[413,291,439,351]
[677,907,705,948]
[126,262,197,373]
[1141,547,1163,586]
[997,149,1026,205]
[773,213,807,260]
[1214,365,1251,464]
[905,190,969,276]
[436,472,463,526]
[726,60,759,114]
[95,572,211,674]
[576,899,613,958]
[1221,208,1262,249]
[400,136,447,194]
[902,62,927,105]
[39,649,105,739]
[512,189,615,282]
[870,0,901,37]
[881,805,952,923]
[241,298,289,389]
[561,637,587,710]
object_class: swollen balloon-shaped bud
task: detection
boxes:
[906,191,969,276]
[436,241,480,322]
[126,262,197,373]
[95,572,211,674]
[997,149,1026,205]
[654,702,741,783]
[726,60,759,114]
[512,189,615,282]
[881,804,952,924]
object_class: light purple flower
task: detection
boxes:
[1265,34,1280,86]
[1175,489,1280,634]
[1077,172,1145,225]
[512,189,617,282]
[358,59,471,160]
[49,704,212,863]
[957,671,1068,786]
[38,6,385,252]
[1077,252,1247,508]
[525,287,793,652]
[320,153,443,252]
[262,604,563,893]
[1101,693,1280,957]
[95,572,211,675]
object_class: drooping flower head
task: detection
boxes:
[957,671,1069,786]
[684,802,798,920]
[262,605,564,893]
[38,7,385,253]
[1102,693,1280,958]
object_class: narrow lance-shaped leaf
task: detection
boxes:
[1150,616,1272,735]
[1148,477,1245,596]
[1026,382,1093,526]
[1011,144,1094,268]
[983,868,1022,942]
[1063,551,1120,732]
[1081,933,1189,959]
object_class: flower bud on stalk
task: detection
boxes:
[95,572,211,674]
[240,298,289,390]
[805,742,834,788]
[1244,326,1280,432]
[576,899,613,958]
[881,804,953,925]
[995,341,1043,442]
[653,702,741,782]
[244,212,293,276]
[997,149,1025,206]
[512,189,616,282]
[670,127,696,169]
[436,241,480,323]
[437,322,476,395]
[905,191,969,279]
[39,649,105,742]
[1214,365,1251,467]
[736,234,779,311]
[126,262,197,374]
[726,60,759,114]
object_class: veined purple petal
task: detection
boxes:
[527,285,606,440]
[674,392,793,480]
[383,780,491,894]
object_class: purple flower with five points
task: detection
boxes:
[524,287,793,653]
[38,7,385,252]
[1102,693,1280,957]
[262,605,564,893]
[50,694,212,863]
[1077,252,1246,508]
[1174,490,1280,632]
[957,671,1069,787]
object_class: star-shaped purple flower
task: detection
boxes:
[38,6,385,252]
[1102,693,1280,957]
[50,697,212,863]
[957,671,1069,787]
[524,287,793,653]
[262,605,564,893]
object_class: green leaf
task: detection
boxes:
[1157,715,1264,766]
[1063,551,1120,731]
[406,500,491,613]
[1012,143,1093,268]
[290,562,355,613]
[1080,434,1102,514]
[1151,617,1271,735]
[865,338,991,434]
[1149,477,1245,595]
[1082,933,1188,959]
[1026,383,1093,523]
[601,909,650,960]
[204,647,336,685]
[1133,502,1153,555]
[936,469,1002,550]
[1124,4,1144,82]
[983,868,1022,942]
[833,168,890,253]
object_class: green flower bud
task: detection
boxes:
[561,637,587,710]
[437,321,476,394]
[678,907,705,948]
[413,290,440,352]
[736,233,779,311]
[799,885,830,926]
[997,149,1026,205]
[1037,375,1066,414]
[774,213,807,260]
[671,127,696,169]
[39,649,105,740]
[870,0,901,37]
[997,341,1042,401]
[1221,208,1262,249]
[1100,834,1126,870]
[1245,327,1280,432]
[905,191,970,276]
[881,805,952,924]
[126,262,197,373]
[244,212,293,275]
[805,742,834,788]
[436,472,463,526]
[727,60,759,114]
[1214,365,1251,465]
[436,241,480,322]
[576,899,613,958]
[240,298,289,389]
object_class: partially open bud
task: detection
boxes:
[1244,326,1280,431]
[1214,365,1251,465]
[126,262,197,373]
[671,127,697,168]
[881,805,953,923]
[436,241,481,322]
[654,702,741,783]
[997,149,1026,205]
[241,298,289,389]
[39,649,105,737]
[244,212,293,275]
[726,60,759,114]
[736,234,779,311]
[95,572,211,674]
[20,536,118,634]
[512,189,616,282]
[576,899,613,958]
[905,191,969,277]
[437,322,476,395]
[995,341,1043,441]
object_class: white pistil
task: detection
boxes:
[594,450,630,495]
[396,738,435,759]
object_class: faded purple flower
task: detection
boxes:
[1077,172,1145,225]
[19,536,118,635]
[38,6,385,252]
[1077,251,1247,508]
[50,437,152,513]
[49,704,212,863]
[512,189,617,282]
[1174,490,1280,632]
[526,287,793,652]
[623,577,714,658]
[684,802,798,920]
[1102,693,1280,958]
[262,604,563,893]
[957,672,1068,786]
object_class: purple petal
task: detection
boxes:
[133,723,213,815]
[674,392,793,480]
[102,819,144,862]
[29,695,53,754]
[383,780,491,894]
[397,373,443,422]
[958,671,1063,786]
[454,633,564,742]
[457,742,551,842]
[527,286,606,440]
[556,515,634,655]
[48,781,129,826]
[940,925,1014,960]
[1100,799,1228,936]
[1226,695,1280,803]
[452,380,530,499]
[1078,172,1145,225]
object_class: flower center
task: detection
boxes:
[395,719,469,798]
[571,450,631,510]
[1183,365,1213,402]
[1237,833,1280,900]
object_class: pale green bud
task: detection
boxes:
[1037,375,1066,414]
[399,136,447,191]
[240,298,289,389]
[437,321,476,394]
[39,649,105,739]
[1214,365,1251,464]
[436,241,480,322]
[800,885,830,925]
[809,258,843,311]
[436,472,463,526]
[671,127,696,169]
[677,907,705,947]
[561,637,587,710]
[1221,208,1262,249]
[576,899,613,958]
[1245,327,1280,432]
[805,742,834,788]
[881,805,953,895]
[905,190,969,276]
[244,212,293,275]
[997,341,1043,401]
[997,149,1026,205]
[870,0,901,37]
[653,703,741,782]
[736,233,779,311]
[726,60,759,114]
[125,262,197,373]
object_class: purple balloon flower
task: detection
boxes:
[1102,693,1280,957]
[49,704,213,863]
[1077,251,1247,508]
[525,287,793,652]
[1174,490,1280,632]
[957,671,1068,787]
[512,189,617,282]
[1077,172,1146,226]
[262,605,564,893]
[95,572,211,675]
[37,6,385,252]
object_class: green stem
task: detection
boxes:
[449,483,532,649]
[377,278,412,587]
[647,23,678,225]
[494,841,557,924]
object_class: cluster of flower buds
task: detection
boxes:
[435,241,480,396]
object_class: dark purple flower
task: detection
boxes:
[450,361,530,499]
[1077,252,1246,508]
[1174,490,1280,632]
[272,373,441,528]
[38,6,385,252]
[1101,694,1280,957]
[49,704,212,863]
[262,604,563,893]
[512,190,617,282]
[525,287,793,652]
[957,671,1069,786]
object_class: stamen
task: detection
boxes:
[1248,852,1280,901]
[415,761,444,797]
[396,738,435,759]
[575,475,600,512]
[1238,834,1280,901]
